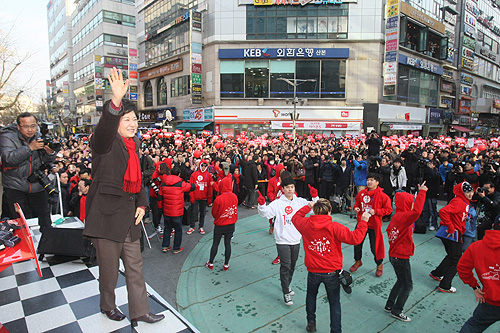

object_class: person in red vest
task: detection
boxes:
[188,159,213,235]
[205,176,238,271]
[157,167,195,254]
[350,173,392,277]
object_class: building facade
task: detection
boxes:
[70,0,136,129]
[47,0,76,128]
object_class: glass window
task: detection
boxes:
[396,66,438,107]
[171,75,189,97]
[144,81,153,107]
[270,60,294,98]
[157,77,167,105]
[247,4,347,40]
[321,60,346,99]
[221,61,244,98]
[408,68,420,104]
[245,60,269,98]
[397,66,409,103]
[296,60,319,98]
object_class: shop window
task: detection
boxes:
[321,60,346,99]
[400,18,420,51]
[245,60,269,98]
[144,81,153,107]
[157,77,167,105]
[171,75,189,98]
[270,60,294,99]
[220,61,244,98]
[397,66,439,107]
[296,60,319,98]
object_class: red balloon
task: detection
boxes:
[478,144,487,151]
[310,138,315,143]
[157,133,164,138]
[279,136,285,142]
[193,150,202,158]
[185,132,191,137]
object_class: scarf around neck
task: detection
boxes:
[122,137,142,194]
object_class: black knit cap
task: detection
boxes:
[281,177,296,187]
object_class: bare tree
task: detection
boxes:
[0,26,32,111]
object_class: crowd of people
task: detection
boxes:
[2,79,500,330]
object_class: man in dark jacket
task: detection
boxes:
[0,113,57,232]
[476,182,500,240]
[422,160,441,230]
[242,155,259,208]
[304,149,320,199]
[319,156,339,199]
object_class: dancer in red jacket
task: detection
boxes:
[384,182,427,322]
[158,167,195,254]
[205,177,238,271]
[430,181,474,293]
[188,159,213,235]
[292,199,370,333]
[457,217,500,332]
[350,173,392,277]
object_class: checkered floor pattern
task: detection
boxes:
[0,227,195,333]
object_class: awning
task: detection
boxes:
[451,125,473,133]
[175,122,212,130]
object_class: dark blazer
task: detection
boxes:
[83,100,148,242]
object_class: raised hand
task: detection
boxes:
[308,184,318,198]
[257,191,266,205]
[107,67,129,107]
[418,181,428,192]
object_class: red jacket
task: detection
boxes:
[212,177,238,226]
[158,175,195,217]
[387,189,427,259]
[292,205,368,273]
[458,230,500,306]
[353,186,392,261]
[439,182,470,235]
[267,164,286,201]
[189,159,214,203]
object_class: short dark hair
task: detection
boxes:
[81,178,92,188]
[171,166,181,176]
[313,199,331,215]
[17,112,36,125]
[484,181,495,189]
[121,99,138,116]
[367,173,381,183]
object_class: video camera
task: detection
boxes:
[149,177,161,195]
[40,122,61,151]
[0,220,21,251]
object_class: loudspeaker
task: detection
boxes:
[37,227,95,260]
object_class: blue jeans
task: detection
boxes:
[162,216,183,250]
[386,257,413,315]
[190,199,207,228]
[460,302,500,333]
[306,271,341,333]
[422,198,438,228]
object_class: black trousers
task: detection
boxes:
[209,224,235,265]
[431,234,463,290]
[4,188,51,232]
[354,228,383,265]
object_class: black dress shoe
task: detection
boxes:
[131,312,165,327]
[101,308,126,321]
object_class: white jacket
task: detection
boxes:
[258,194,317,245]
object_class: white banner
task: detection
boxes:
[271,121,361,131]
[388,124,423,130]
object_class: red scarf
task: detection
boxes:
[123,137,142,194]
[80,195,86,223]
[233,173,240,184]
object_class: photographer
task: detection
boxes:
[476,182,500,240]
[366,130,382,169]
[0,113,57,232]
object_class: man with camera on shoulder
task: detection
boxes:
[476,182,500,240]
[0,113,57,232]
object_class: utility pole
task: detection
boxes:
[277,78,316,138]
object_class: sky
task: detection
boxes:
[0,0,50,104]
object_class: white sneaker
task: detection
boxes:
[288,288,295,296]
[391,312,411,322]
[156,226,163,234]
[284,293,293,306]
[437,286,457,293]
[429,226,436,231]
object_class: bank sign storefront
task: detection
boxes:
[213,105,363,137]
[218,47,350,99]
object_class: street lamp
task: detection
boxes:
[277,78,316,138]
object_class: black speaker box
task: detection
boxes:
[37,227,95,259]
